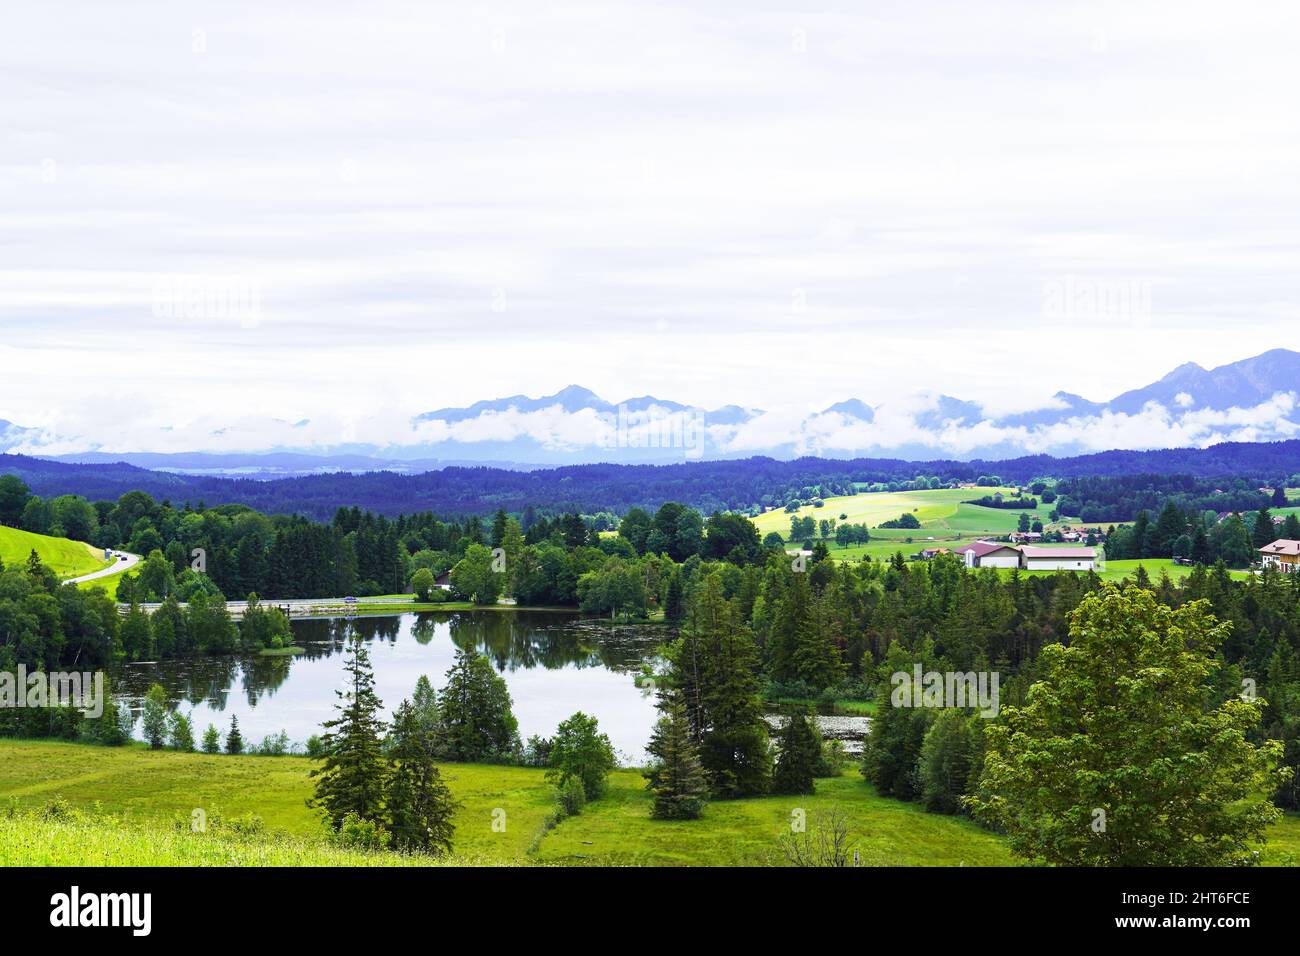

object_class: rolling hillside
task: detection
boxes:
[0,525,109,579]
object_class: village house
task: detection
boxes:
[962,540,1022,569]
[1019,545,1097,572]
[1009,531,1042,544]
[1259,539,1300,572]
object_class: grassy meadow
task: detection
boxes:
[0,524,110,579]
[753,488,1076,562]
[2,739,1296,867]
[0,739,1008,866]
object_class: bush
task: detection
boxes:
[558,777,586,817]
[329,812,388,850]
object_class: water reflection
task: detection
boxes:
[113,611,668,761]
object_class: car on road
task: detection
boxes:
[343,596,357,604]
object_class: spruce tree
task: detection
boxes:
[386,699,458,854]
[310,635,388,828]
[437,648,521,761]
[225,714,243,754]
[772,707,819,795]
[201,723,221,753]
[644,692,708,819]
[676,574,772,797]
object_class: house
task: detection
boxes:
[962,540,1022,569]
[1009,531,1042,544]
[1020,546,1096,572]
[920,547,950,559]
[434,569,453,590]
[1259,539,1300,572]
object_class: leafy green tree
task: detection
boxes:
[119,603,153,661]
[310,636,387,828]
[0,475,30,527]
[971,586,1284,865]
[385,699,458,854]
[168,710,195,752]
[437,648,521,761]
[450,543,503,605]
[546,711,616,800]
[411,567,436,602]
[238,593,291,651]
[644,692,708,820]
[141,683,168,750]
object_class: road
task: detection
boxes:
[132,595,423,619]
[64,549,140,584]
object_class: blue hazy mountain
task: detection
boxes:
[8,350,1300,473]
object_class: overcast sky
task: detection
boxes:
[3,1,1300,453]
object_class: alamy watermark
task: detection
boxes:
[890,665,1000,718]
[0,666,105,718]
[600,403,706,460]
[1042,275,1151,326]
[152,275,262,328]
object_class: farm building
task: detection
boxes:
[1020,546,1096,571]
[1259,539,1300,572]
[962,541,1022,569]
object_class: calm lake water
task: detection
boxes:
[114,611,668,762]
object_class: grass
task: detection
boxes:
[2,739,1297,866]
[754,488,1076,562]
[0,525,110,579]
[0,808,484,866]
[0,739,1008,866]
[999,558,1251,583]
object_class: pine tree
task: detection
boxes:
[772,708,819,795]
[201,723,221,753]
[225,714,243,754]
[644,692,707,819]
[437,648,521,761]
[676,574,772,797]
[310,635,388,828]
[385,699,458,854]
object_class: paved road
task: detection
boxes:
[64,549,140,584]
[132,595,423,619]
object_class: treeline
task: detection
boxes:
[637,550,1300,819]
[1055,473,1284,523]
[10,439,1300,518]
[0,550,294,672]
[1103,502,1300,567]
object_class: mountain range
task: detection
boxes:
[5,349,1300,475]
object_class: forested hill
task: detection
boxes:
[4,439,1300,519]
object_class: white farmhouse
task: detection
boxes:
[963,540,1022,569]
[1019,546,1096,572]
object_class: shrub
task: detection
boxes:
[558,777,586,817]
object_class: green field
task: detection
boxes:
[0,525,110,579]
[754,488,1073,562]
[0,739,1009,866]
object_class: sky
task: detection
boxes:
[3,1,1300,455]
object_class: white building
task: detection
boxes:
[1020,546,1096,572]
[963,540,1023,569]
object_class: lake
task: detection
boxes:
[113,611,669,762]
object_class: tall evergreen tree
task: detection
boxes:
[386,699,458,854]
[437,648,521,761]
[644,691,708,820]
[675,574,771,797]
[772,707,819,795]
[310,635,388,828]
